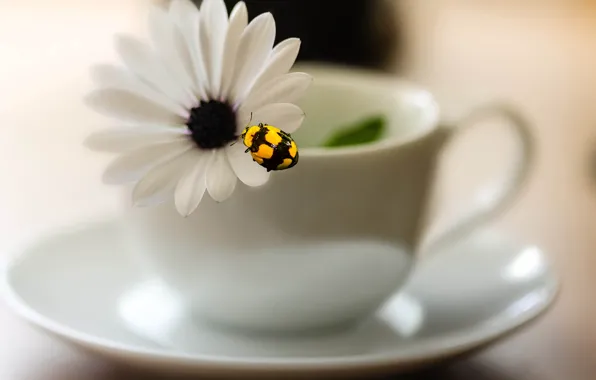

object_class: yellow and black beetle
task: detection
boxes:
[240,123,299,172]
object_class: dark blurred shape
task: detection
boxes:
[193,0,400,71]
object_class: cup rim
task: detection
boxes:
[294,64,441,158]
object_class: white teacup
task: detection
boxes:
[122,65,534,334]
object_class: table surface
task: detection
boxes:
[0,1,595,379]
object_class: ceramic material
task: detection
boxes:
[1,220,558,378]
[122,65,535,334]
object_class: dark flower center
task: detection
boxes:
[186,100,237,149]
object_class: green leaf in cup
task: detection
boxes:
[323,116,386,148]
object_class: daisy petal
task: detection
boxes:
[147,5,198,98]
[90,64,189,118]
[229,12,276,105]
[114,34,195,109]
[220,1,248,100]
[133,184,175,208]
[240,72,313,113]
[169,0,200,29]
[84,89,185,125]
[226,142,270,187]
[168,0,208,100]
[84,126,188,153]
[249,38,301,93]
[206,150,237,202]
[102,139,193,184]
[238,103,305,134]
[174,153,209,216]
[132,148,198,207]
[199,0,228,98]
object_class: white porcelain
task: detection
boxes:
[121,64,536,334]
[1,220,558,377]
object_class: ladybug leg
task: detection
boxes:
[245,148,250,153]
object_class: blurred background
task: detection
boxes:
[216,0,401,71]
[0,0,594,379]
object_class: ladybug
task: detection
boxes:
[240,123,299,172]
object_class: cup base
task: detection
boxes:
[192,309,371,338]
[122,209,416,337]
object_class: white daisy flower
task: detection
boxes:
[84,0,312,216]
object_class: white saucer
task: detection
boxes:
[1,220,559,378]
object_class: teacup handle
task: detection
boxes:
[422,103,535,254]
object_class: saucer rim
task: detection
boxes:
[0,223,561,371]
